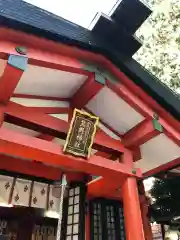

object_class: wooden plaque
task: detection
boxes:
[63,109,99,158]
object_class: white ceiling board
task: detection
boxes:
[135,134,180,173]
[0,59,6,77]
[86,86,144,134]
[14,65,87,98]
[98,122,121,140]
[52,138,66,146]
[170,169,180,174]
[11,98,69,108]
[3,122,39,137]
[50,114,69,122]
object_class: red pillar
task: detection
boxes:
[122,150,145,240]
[122,178,145,240]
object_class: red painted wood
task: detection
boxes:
[104,59,180,131]
[0,27,178,133]
[0,63,24,104]
[5,102,125,154]
[0,28,105,64]
[5,101,68,137]
[13,93,70,101]
[0,127,142,181]
[26,106,69,114]
[0,155,84,181]
[87,177,122,200]
[68,107,74,123]
[121,149,134,168]
[94,151,112,158]
[0,38,88,76]
[122,177,145,240]
[71,73,104,109]
[144,157,180,177]
[107,80,151,118]
[132,147,142,162]
[36,134,54,141]
[122,119,160,148]
[0,28,178,175]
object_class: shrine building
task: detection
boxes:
[0,0,179,240]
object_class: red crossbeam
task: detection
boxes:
[87,177,122,200]
[0,128,141,180]
[0,155,84,181]
[26,106,69,114]
[5,102,125,154]
[122,119,160,148]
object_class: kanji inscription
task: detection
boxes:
[63,109,99,158]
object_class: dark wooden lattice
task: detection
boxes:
[61,182,86,240]
[89,198,126,240]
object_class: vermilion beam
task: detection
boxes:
[0,28,179,133]
[0,35,178,147]
[144,157,180,177]
[105,59,179,131]
[5,102,125,154]
[0,155,84,181]
[71,73,104,109]
[0,128,141,180]
[5,101,68,139]
[0,39,88,76]
[107,80,180,145]
[13,94,70,102]
[107,80,152,118]
[122,119,160,148]
[0,55,27,104]
[36,134,54,141]
[87,177,122,200]
[26,106,69,114]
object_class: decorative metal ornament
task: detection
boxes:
[15,46,27,55]
[132,168,137,174]
[63,109,99,158]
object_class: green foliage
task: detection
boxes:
[134,0,180,94]
[149,177,180,221]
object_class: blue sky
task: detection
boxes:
[25,0,117,28]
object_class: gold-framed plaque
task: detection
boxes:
[63,109,99,158]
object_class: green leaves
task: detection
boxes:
[149,177,180,221]
[134,0,180,94]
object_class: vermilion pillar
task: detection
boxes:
[122,150,145,240]
[122,177,145,240]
